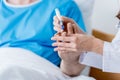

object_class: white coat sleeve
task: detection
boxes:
[80,29,120,73]
[79,52,103,69]
[103,28,120,73]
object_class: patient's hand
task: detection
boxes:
[53,16,81,61]
[52,32,85,76]
[53,16,84,34]
[52,16,86,76]
[52,16,85,62]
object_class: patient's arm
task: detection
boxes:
[60,56,85,77]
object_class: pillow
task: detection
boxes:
[0,47,95,80]
[74,0,95,34]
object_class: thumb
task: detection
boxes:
[61,16,74,23]
[67,23,74,35]
[61,32,67,37]
[72,24,85,34]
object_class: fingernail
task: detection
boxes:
[54,48,57,51]
[51,37,55,40]
[51,37,53,40]
[52,43,55,46]
[53,16,56,20]
[60,29,63,32]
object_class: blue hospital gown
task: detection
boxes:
[0,0,86,66]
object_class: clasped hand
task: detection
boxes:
[51,16,94,63]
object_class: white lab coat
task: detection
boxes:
[80,28,120,73]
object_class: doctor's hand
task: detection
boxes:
[53,16,84,34]
[53,32,81,62]
[52,34,104,55]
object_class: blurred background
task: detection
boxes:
[75,0,119,35]
[92,0,119,34]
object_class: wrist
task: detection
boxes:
[60,53,80,65]
[61,59,79,66]
[91,37,104,55]
[60,60,85,76]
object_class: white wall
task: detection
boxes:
[92,0,119,34]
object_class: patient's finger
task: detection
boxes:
[72,24,79,34]
[54,26,63,32]
[54,16,74,24]
[52,42,73,48]
[53,21,60,26]
[54,47,77,52]
[52,36,77,49]
[61,16,74,24]
[53,16,59,21]
[72,24,84,34]
[51,36,74,42]
[67,23,74,35]
[53,16,59,24]
[54,33,61,36]
[61,32,66,36]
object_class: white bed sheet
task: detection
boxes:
[0,47,95,80]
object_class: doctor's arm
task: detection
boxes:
[54,18,120,73]
[80,29,120,73]
[52,16,120,73]
[101,29,120,73]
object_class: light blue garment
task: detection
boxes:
[0,0,86,66]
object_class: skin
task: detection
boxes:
[52,16,86,76]
[52,34,104,55]
[7,0,37,5]
[52,16,104,55]
[52,16,104,76]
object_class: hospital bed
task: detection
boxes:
[0,47,95,80]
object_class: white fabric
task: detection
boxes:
[0,47,95,80]
[103,28,120,73]
[70,75,95,80]
[80,52,102,69]
[74,0,95,34]
[80,29,120,73]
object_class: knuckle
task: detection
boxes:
[72,37,75,42]
[58,43,62,47]
[74,48,77,52]
[73,37,77,42]
[74,44,77,48]
[62,37,65,41]
[72,43,77,48]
